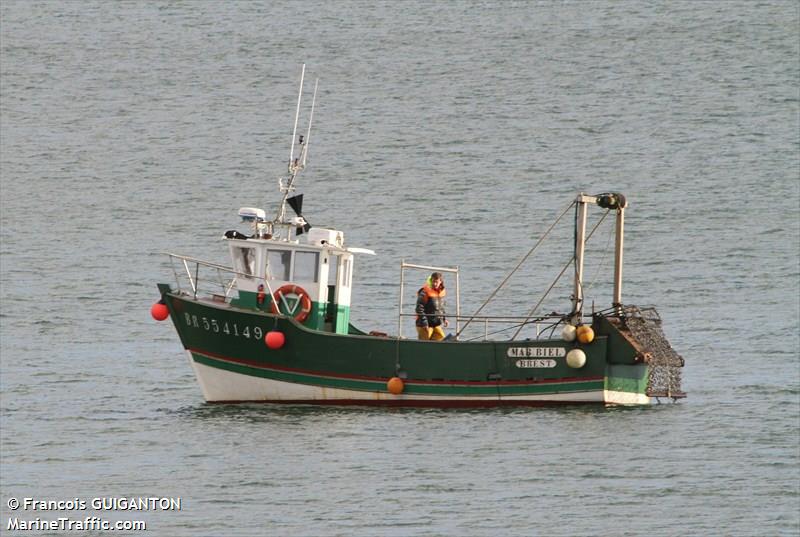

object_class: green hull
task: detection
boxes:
[157,284,680,406]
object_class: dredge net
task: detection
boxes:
[622,306,685,398]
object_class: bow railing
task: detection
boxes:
[164,253,275,301]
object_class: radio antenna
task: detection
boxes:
[301,78,318,167]
[276,65,319,227]
[288,64,306,172]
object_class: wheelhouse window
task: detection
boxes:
[267,249,291,281]
[294,251,319,282]
[328,254,339,285]
[233,247,256,279]
[342,258,351,287]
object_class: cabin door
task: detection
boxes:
[326,253,340,332]
[325,254,352,334]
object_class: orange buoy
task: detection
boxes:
[265,330,285,349]
[387,377,404,395]
[576,325,595,344]
[151,302,169,321]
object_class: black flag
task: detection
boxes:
[286,194,312,235]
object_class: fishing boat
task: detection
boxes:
[152,66,685,406]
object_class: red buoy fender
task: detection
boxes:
[265,330,286,349]
[270,284,312,323]
[151,302,169,321]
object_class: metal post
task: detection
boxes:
[169,256,181,292]
[398,260,405,339]
[572,197,588,324]
[194,262,200,300]
[613,206,625,313]
[183,259,196,295]
[301,78,318,167]
[289,64,305,167]
[455,266,460,339]
[216,267,225,294]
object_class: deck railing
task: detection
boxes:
[165,253,563,341]
[164,253,275,301]
[397,312,564,341]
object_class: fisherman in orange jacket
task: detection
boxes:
[415,272,448,340]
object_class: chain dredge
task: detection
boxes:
[622,305,685,398]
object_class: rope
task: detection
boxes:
[583,212,615,297]
[463,316,564,342]
[456,199,576,338]
[510,209,610,340]
[462,318,540,342]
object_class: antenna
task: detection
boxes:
[289,64,305,173]
[275,65,319,230]
[301,78,318,167]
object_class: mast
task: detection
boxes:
[274,65,319,235]
[612,201,625,313]
[288,64,305,172]
[572,194,591,324]
[301,79,318,168]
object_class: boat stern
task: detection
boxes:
[594,306,686,405]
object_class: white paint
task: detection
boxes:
[305,228,343,248]
[346,247,375,255]
[500,391,604,403]
[187,352,610,404]
[603,390,650,405]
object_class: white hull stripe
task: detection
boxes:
[603,390,651,405]
[189,352,610,404]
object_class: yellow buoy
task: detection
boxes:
[576,325,595,344]
[387,377,404,395]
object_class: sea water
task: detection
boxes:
[1,1,798,535]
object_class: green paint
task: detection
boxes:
[160,284,657,404]
[334,304,350,334]
[167,290,613,383]
[229,290,258,309]
[592,314,639,364]
[605,364,649,395]
[192,351,602,396]
[223,289,348,333]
